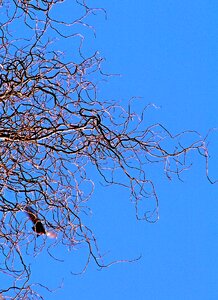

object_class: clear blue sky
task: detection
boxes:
[27,1,218,299]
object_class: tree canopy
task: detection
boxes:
[0,1,210,299]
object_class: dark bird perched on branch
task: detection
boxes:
[25,206,57,238]
[25,206,46,236]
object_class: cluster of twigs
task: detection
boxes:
[0,0,209,298]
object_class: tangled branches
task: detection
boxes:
[0,0,209,299]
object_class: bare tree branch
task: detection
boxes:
[0,0,211,298]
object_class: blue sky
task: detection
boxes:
[13,1,218,299]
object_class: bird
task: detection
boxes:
[25,206,46,236]
[25,206,57,238]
